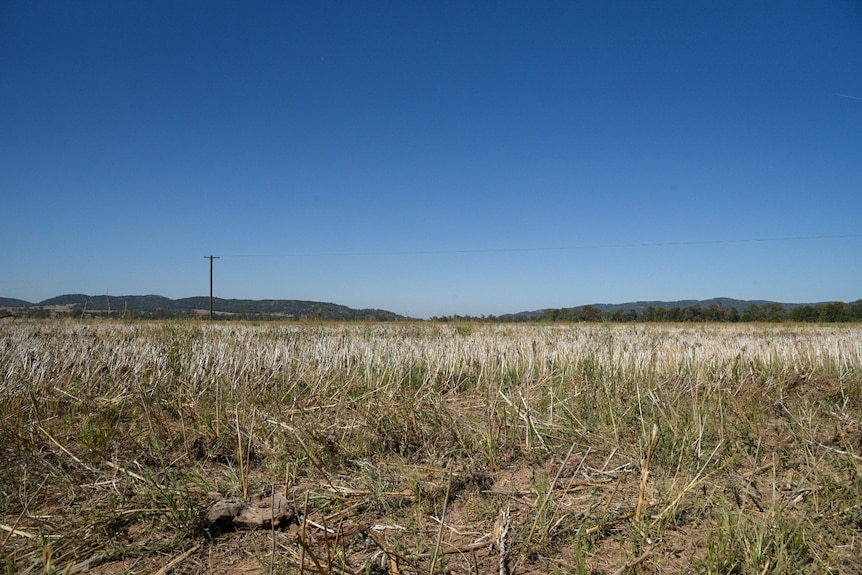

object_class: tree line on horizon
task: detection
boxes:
[433,300,862,324]
[4,300,862,324]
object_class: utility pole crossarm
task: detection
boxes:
[205,256,220,321]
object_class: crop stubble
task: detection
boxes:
[1,321,861,574]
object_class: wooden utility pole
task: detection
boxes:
[205,256,220,320]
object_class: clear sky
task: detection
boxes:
[2,1,861,318]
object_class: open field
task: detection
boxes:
[1,320,861,574]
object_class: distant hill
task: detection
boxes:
[2,295,857,322]
[0,297,33,308]
[496,298,815,321]
[587,297,801,313]
[3,294,406,321]
[39,294,178,311]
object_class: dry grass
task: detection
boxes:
[1,320,861,574]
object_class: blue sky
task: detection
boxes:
[2,1,861,318]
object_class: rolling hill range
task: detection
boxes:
[0,294,405,321]
[2,295,858,322]
[497,297,809,320]
[565,297,799,314]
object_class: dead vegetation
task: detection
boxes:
[1,321,861,574]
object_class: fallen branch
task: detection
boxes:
[817,442,862,462]
[366,528,419,571]
[154,543,201,575]
[105,461,147,483]
[483,479,612,500]
[57,553,115,575]
[585,509,635,535]
[39,425,101,476]
[612,549,653,575]
[367,531,492,571]
[0,523,36,540]
[295,535,328,575]
[412,539,492,559]
[327,485,414,498]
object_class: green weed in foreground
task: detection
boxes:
[702,506,810,574]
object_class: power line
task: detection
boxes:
[222,232,862,259]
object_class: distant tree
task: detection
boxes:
[642,306,657,322]
[543,309,560,322]
[681,305,703,322]
[612,309,632,322]
[561,308,579,321]
[818,302,850,322]
[790,305,818,322]
[655,306,676,321]
[741,304,764,322]
[579,305,602,322]
[762,303,787,322]
[665,307,683,322]
[850,300,862,321]
[704,303,727,322]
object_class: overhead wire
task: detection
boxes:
[221,232,862,259]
